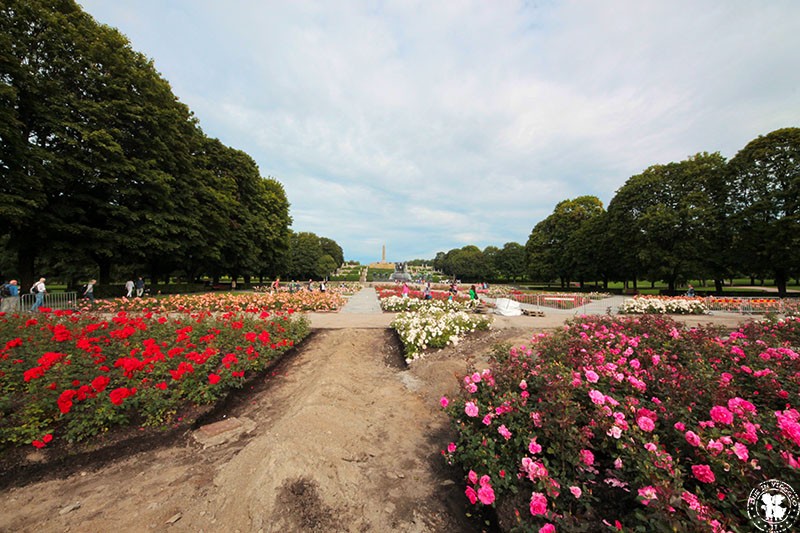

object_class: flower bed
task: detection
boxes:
[379,295,478,313]
[619,296,708,315]
[441,315,800,531]
[390,307,492,363]
[0,307,309,449]
[377,286,472,304]
[76,291,344,314]
[253,282,362,296]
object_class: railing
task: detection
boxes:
[509,292,593,310]
[17,291,80,312]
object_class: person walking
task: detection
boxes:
[30,277,46,312]
[401,282,410,298]
[125,279,134,298]
[469,285,478,300]
[135,277,144,297]
[0,280,20,314]
[83,279,96,303]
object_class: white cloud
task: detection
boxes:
[80,0,800,262]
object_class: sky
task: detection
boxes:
[78,0,800,264]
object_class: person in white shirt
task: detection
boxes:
[125,279,134,298]
[30,277,46,312]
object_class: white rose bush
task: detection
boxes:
[619,296,708,315]
[391,306,492,363]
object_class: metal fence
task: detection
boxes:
[15,291,80,312]
[509,292,593,310]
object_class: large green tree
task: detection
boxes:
[0,0,294,287]
[497,242,526,282]
[607,153,726,292]
[726,128,800,296]
[526,196,604,287]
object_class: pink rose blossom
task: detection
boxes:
[447,442,456,453]
[707,439,724,455]
[440,396,449,408]
[570,486,582,498]
[528,438,542,455]
[529,492,548,516]
[464,401,479,417]
[579,449,594,466]
[465,486,478,504]
[732,442,749,462]
[710,406,734,425]
[585,369,599,383]
[498,425,512,440]
[644,442,657,452]
[471,372,482,383]
[468,470,478,484]
[637,416,655,432]
[588,389,605,405]
[638,485,658,503]
[519,379,527,390]
[479,474,491,487]
[685,431,701,447]
[539,525,556,533]
[482,414,493,426]
[477,485,495,505]
[614,457,623,469]
[607,426,622,439]
[467,383,478,393]
[692,464,715,483]
[674,421,686,431]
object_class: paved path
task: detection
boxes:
[340,287,383,314]
[305,291,750,330]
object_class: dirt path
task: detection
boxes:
[0,326,533,533]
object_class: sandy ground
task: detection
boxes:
[0,307,750,533]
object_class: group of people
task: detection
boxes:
[0,277,47,312]
[124,277,146,298]
[0,275,130,313]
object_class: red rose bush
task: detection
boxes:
[1,305,309,449]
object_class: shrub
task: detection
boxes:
[391,307,491,363]
[0,307,309,448]
[441,315,800,531]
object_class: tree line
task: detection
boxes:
[433,127,799,295]
[0,1,343,289]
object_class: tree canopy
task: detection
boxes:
[0,0,298,287]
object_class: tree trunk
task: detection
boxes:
[17,246,37,291]
[714,279,723,295]
[775,270,788,297]
[94,255,112,285]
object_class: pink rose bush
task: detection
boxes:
[441,314,800,531]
